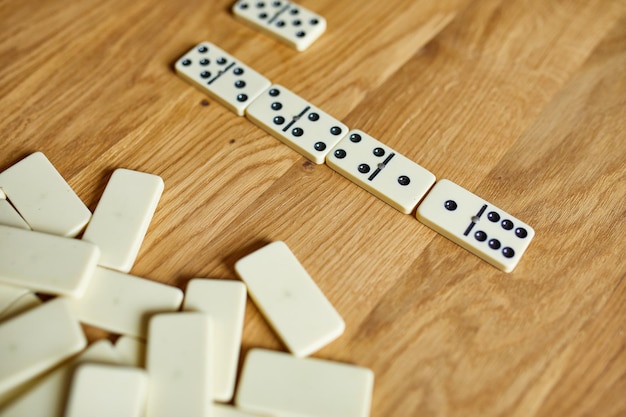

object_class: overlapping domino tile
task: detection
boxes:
[245,84,348,164]
[82,168,163,273]
[0,152,91,237]
[416,179,535,272]
[232,0,326,51]
[213,404,263,417]
[115,336,147,368]
[64,364,148,417]
[0,198,29,230]
[68,266,184,339]
[0,284,31,318]
[183,279,247,402]
[175,42,271,116]
[235,241,344,357]
[0,293,41,322]
[326,129,436,214]
[235,349,374,417]
[0,225,99,297]
[0,298,86,398]
[0,340,120,417]
[146,313,213,417]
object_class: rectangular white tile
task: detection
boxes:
[0,199,29,230]
[115,336,147,368]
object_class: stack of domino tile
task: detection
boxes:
[0,152,374,417]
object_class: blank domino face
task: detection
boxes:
[0,198,29,230]
[64,364,148,417]
[0,225,99,297]
[183,279,247,402]
[0,298,86,396]
[175,42,271,116]
[326,130,436,214]
[245,84,348,164]
[234,241,344,357]
[82,168,164,273]
[416,179,535,272]
[0,152,91,237]
[235,349,374,417]
[69,266,184,339]
[115,336,147,368]
[146,313,213,417]
[232,1,326,51]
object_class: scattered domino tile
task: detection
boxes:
[0,284,31,318]
[183,278,247,402]
[234,241,344,357]
[64,363,148,417]
[232,0,326,51]
[235,348,374,417]
[213,403,263,417]
[68,266,184,339]
[245,84,348,164]
[416,179,535,272]
[115,336,147,368]
[82,168,164,273]
[0,225,99,297]
[0,298,86,398]
[0,293,41,322]
[145,313,213,417]
[0,198,29,230]
[175,42,271,116]
[326,129,436,214]
[0,152,91,237]
[0,340,120,417]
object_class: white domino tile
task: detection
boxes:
[416,179,535,272]
[0,340,120,417]
[213,404,263,417]
[146,313,213,417]
[68,266,183,339]
[82,168,164,273]
[0,293,41,322]
[175,42,271,116]
[183,279,247,402]
[0,199,29,230]
[0,225,99,297]
[234,241,344,357]
[0,152,91,237]
[115,336,147,368]
[232,1,327,51]
[0,284,31,318]
[64,363,148,417]
[326,129,436,214]
[0,298,86,398]
[235,349,374,417]
[245,84,348,164]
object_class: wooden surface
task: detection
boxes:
[1,0,625,415]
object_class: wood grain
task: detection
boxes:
[0,0,625,416]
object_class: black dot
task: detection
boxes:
[398,176,410,186]
[198,45,208,53]
[273,116,285,125]
[515,227,528,238]
[330,126,342,135]
[444,200,457,211]
[276,20,285,27]
[314,142,326,151]
[293,19,302,26]
[310,18,319,25]
[487,211,500,222]
[308,112,319,121]
[290,8,299,14]
[292,128,304,137]
[358,164,370,174]
[237,94,248,102]
[182,59,192,66]
[199,58,210,66]
[272,1,281,6]
[269,88,280,96]
[488,239,501,250]
[373,147,385,157]
[234,80,246,88]
[271,102,282,110]
[259,12,268,19]
[502,247,515,258]
[256,1,265,7]
[217,57,227,65]
[350,133,361,142]
[233,67,244,75]
[501,219,514,230]
[200,71,211,79]
[296,31,306,38]
[334,149,346,159]
[239,3,249,9]
[475,231,487,241]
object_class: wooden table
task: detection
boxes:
[1,0,625,415]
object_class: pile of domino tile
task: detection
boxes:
[0,152,374,417]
